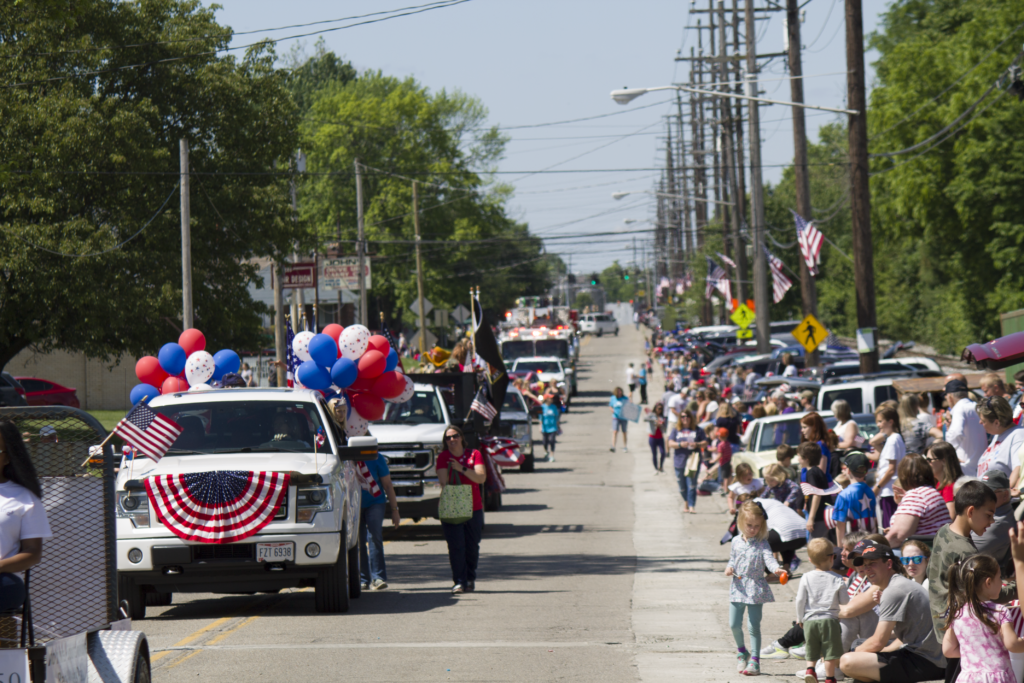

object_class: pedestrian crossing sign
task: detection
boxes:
[736,328,753,339]
[730,303,755,329]
[796,314,827,353]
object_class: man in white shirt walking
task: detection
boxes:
[626,363,636,401]
[929,379,987,476]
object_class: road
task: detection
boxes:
[143,323,800,682]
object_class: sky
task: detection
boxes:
[205,0,890,273]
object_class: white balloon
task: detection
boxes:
[189,383,213,392]
[345,414,369,437]
[292,331,316,362]
[185,351,215,386]
[339,325,370,361]
[386,375,415,404]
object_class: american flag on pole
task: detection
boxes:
[800,480,843,497]
[285,317,301,388]
[716,252,737,268]
[112,402,183,462]
[705,256,730,301]
[765,247,793,303]
[381,321,398,351]
[793,210,823,276]
[145,471,290,544]
[470,386,497,421]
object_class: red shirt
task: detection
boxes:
[936,481,955,503]
[437,448,484,511]
[717,441,733,466]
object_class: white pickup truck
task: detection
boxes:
[115,388,376,618]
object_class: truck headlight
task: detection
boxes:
[117,493,150,529]
[512,423,531,442]
[296,486,333,523]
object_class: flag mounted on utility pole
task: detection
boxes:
[716,252,737,269]
[764,248,793,304]
[792,210,823,276]
[705,256,730,302]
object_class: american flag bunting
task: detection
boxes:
[113,401,183,462]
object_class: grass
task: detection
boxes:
[86,410,125,432]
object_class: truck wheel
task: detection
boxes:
[521,450,535,473]
[117,574,146,621]
[145,592,172,607]
[315,529,350,613]
[348,542,361,600]
[614,328,619,336]
[597,329,603,337]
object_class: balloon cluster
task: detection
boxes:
[292,324,414,436]
[132,329,241,404]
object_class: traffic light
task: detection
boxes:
[590,273,599,285]
[624,273,630,280]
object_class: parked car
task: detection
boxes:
[816,373,931,414]
[579,313,619,336]
[15,376,80,407]
[0,372,27,406]
[820,357,941,381]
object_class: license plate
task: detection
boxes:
[256,542,294,563]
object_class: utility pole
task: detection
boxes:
[718,0,746,303]
[745,0,771,353]
[787,0,820,367]
[689,45,711,325]
[180,139,193,329]
[273,261,286,386]
[354,159,368,327]
[846,0,879,372]
[412,181,427,354]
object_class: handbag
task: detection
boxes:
[685,451,701,476]
[438,461,474,525]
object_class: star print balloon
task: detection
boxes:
[184,351,215,386]
[345,412,369,437]
[292,331,316,362]
[339,325,370,361]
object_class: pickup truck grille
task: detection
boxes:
[380,449,432,470]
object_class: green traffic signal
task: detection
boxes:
[624,274,630,280]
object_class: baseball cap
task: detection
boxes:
[39,425,56,437]
[850,539,897,566]
[982,470,1011,491]
[944,379,969,394]
[843,451,870,474]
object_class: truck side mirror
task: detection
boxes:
[338,435,379,461]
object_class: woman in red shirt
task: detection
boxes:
[927,441,963,518]
[437,426,487,594]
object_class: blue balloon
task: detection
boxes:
[158,343,187,376]
[308,333,338,369]
[130,384,160,405]
[212,349,241,380]
[297,360,332,390]
[384,348,399,373]
[330,357,358,388]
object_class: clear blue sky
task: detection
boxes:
[206,0,890,273]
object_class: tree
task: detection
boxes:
[0,0,303,368]
[575,292,594,311]
[298,67,552,328]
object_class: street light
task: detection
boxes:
[609,84,858,115]
[612,189,731,206]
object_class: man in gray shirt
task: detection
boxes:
[839,541,945,683]
[974,470,1015,572]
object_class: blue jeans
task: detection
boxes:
[649,437,666,469]
[0,573,25,611]
[359,503,387,583]
[441,509,483,586]
[675,466,698,507]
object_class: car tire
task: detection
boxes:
[145,592,172,607]
[348,542,361,600]
[314,529,350,613]
[614,328,619,336]
[117,574,146,621]
[597,329,603,337]
[520,449,535,473]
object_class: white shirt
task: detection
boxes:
[759,498,807,543]
[946,398,988,476]
[667,394,685,422]
[977,425,1024,479]
[879,432,906,498]
[0,481,52,561]
[704,401,719,421]
[783,364,797,378]
[626,367,635,384]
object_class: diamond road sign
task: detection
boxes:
[730,303,755,329]
[410,298,433,317]
[796,314,827,353]
[452,304,471,325]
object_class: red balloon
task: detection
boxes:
[357,350,386,379]
[179,328,206,356]
[350,391,385,421]
[348,376,377,393]
[372,371,406,399]
[366,335,390,355]
[136,356,169,386]
[161,376,190,394]
[323,324,344,344]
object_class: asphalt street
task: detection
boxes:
[143,324,803,682]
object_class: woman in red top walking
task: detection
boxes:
[437,425,487,594]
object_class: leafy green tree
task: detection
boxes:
[575,292,594,310]
[0,0,303,368]
[298,68,551,328]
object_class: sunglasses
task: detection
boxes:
[444,434,461,442]
[901,556,926,566]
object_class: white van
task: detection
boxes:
[579,313,619,336]
[817,378,902,414]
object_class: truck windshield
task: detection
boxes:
[151,400,329,454]
[535,340,569,358]
[501,341,534,360]
[380,391,445,425]
[514,361,561,374]
[502,391,528,413]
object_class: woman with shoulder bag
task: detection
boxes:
[667,410,707,513]
[437,426,487,595]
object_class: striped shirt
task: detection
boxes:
[893,486,951,536]
[847,573,872,598]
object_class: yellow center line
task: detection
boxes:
[151,616,233,662]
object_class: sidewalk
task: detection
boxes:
[629,353,805,682]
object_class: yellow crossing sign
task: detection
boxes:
[795,314,827,353]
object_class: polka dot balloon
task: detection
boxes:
[345,412,369,437]
[292,331,316,362]
[339,325,370,361]
[184,351,215,386]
